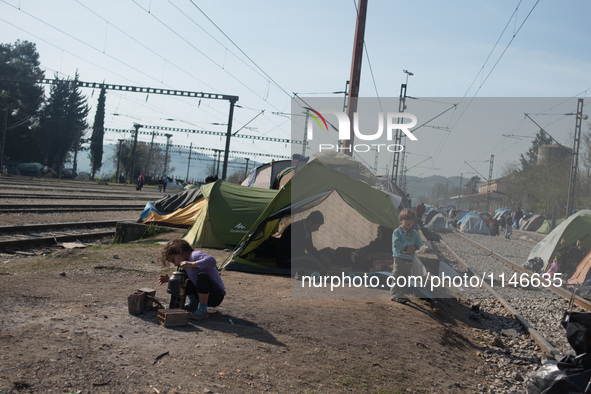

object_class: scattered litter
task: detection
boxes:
[54,240,88,249]
[113,254,119,259]
[501,328,519,338]
[152,351,169,365]
[229,319,234,325]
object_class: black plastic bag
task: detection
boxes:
[562,312,591,356]
[527,355,591,393]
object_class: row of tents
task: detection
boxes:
[138,152,410,275]
[492,208,563,234]
[423,208,491,235]
[137,150,591,287]
[422,206,566,236]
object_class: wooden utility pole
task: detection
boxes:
[343,0,368,156]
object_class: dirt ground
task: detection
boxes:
[0,229,490,393]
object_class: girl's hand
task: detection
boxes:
[158,274,169,285]
[179,261,194,269]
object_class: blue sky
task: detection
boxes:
[1,0,590,179]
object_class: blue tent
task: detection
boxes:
[454,210,470,222]
[493,208,511,221]
[424,209,440,225]
[458,213,491,235]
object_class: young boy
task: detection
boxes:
[390,208,422,304]
[158,239,226,319]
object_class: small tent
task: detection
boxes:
[182,180,278,249]
[242,159,297,189]
[537,218,565,234]
[424,209,440,225]
[224,152,401,275]
[493,208,511,221]
[528,210,591,270]
[522,214,546,232]
[453,210,470,222]
[458,213,491,235]
[425,213,453,232]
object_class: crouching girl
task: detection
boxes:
[158,239,226,319]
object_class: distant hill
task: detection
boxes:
[75,144,261,182]
[405,175,463,203]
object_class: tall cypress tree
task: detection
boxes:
[39,72,89,173]
[89,86,106,179]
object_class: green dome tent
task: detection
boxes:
[222,153,401,275]
[182,180,278,249]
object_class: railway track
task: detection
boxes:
[0,220,123,250]
[0,204,146,214]
[431,230,584,359]
[454,231,591,311]
[0,193,152,200]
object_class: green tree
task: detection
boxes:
[519,130,554,171]
[0,40,45,163]
[226,169,244,184]
[89,86,106,179]
[465,175,481,195]
[112,141,172,182]
[38,72,89,173]
[502,156,570,217]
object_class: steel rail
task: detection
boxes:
[0,194,150,200]
[0,204,145,209]
[0,231,115,249]
[454,231,591,312]
[0,221,120,233]
[438,237,561,360]
[0,207,142,214]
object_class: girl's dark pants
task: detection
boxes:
[186,273,224,307]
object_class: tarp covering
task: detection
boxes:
[154,188,203,213]
[528,210,591,270]
[141,199,207,228]
[567,251,591,286]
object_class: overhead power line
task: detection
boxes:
[107,126,302,144]
[133,139,289,159]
